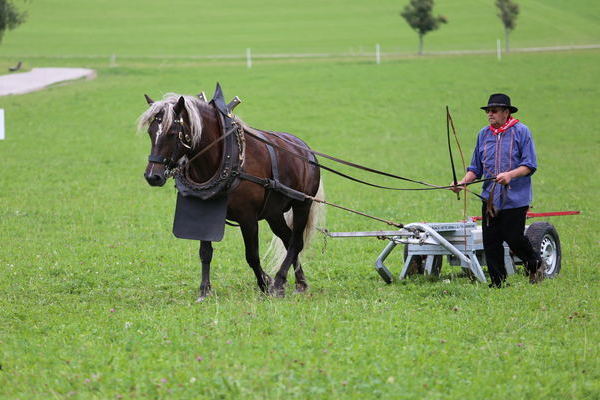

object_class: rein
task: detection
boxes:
[242,125,493,192]
[162,104,491,193]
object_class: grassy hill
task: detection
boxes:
[1,0,599,58]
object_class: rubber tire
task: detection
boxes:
[525,222,561,278]
[403,245,443,276]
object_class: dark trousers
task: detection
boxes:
[481,202,540,286]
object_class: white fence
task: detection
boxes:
[1,44,598,69]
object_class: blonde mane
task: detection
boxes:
[137,93,205,147]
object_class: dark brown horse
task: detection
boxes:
[138,91,324,300]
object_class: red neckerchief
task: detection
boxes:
[490,116,519,135]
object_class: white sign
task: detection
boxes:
[0,109,4,140]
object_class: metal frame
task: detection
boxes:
[327,221,518,283]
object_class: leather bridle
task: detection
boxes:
[147,117,193,172]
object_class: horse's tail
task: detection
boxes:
[300,178,326,259]
[264,179,326,272]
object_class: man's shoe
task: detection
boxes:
[488,280,509,288]
[529,260,546,284]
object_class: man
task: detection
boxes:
[452,93,545,287]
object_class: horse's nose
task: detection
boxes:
[144,173,166,186]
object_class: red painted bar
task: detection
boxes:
[469,211,580,222]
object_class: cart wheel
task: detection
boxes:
[525,222,561,278]
[403,245,443,276]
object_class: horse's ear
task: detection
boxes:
[174,96,186,116]
[197,92,207,102]
[144,94,154,105]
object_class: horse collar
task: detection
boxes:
[174,107,244,200]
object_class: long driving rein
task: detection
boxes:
[162,105,490,194]
[243,125,494,192]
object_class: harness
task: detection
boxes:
[173,84,309,203]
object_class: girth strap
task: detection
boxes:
[238,171,307,202]
[250,130,280,182]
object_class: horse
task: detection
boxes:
[138,90,324,300]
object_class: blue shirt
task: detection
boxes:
[467,122,537,210]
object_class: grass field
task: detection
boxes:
[1,0,599,58]
[1,1,599,399]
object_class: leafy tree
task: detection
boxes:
[496,0,519,53]
[0,0,26,44]
[400,0,447,55]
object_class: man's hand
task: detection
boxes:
[450,171,477,193]
[495,166,531,186]
[450,180,466,193]
[495,171,513,185]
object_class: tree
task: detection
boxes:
[0,0,26,44]
[496,0,519,53]
[400,0,447,55]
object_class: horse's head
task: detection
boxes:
[139,94,202,186]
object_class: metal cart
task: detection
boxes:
[326,212,578,283]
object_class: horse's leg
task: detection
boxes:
[197,240,213,302]
[239,220,272,293]
[266,214,309,293]
[272,202,311,297]
[292,261,309,293]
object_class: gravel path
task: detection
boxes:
[0,68,96,96]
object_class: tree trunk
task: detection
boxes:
[505,28,510,53]
[418,34,424,55]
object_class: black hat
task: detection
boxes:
[481,93,518,114]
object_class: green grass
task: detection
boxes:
[1,0,599,58]
[1,50,598,399]
[0,1,599,398]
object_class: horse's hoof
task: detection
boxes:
[268,283,286,298]
[196,291,211,303]
[263,273,273,287]
[294,283,309,294]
